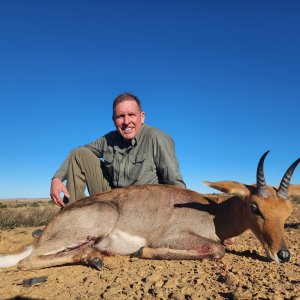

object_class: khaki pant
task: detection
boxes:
[65,147,111,204]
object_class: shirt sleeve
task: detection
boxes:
[85,136,106,157]
[52,154,71,181]
[154,132,186,188]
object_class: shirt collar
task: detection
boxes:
[130,124,146,146]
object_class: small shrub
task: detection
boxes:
[290,195,300,202]
[15,203,27,208]
[0,201,60,229]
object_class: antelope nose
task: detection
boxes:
[277,249,290,263]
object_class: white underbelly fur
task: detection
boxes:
[95,230,147,255]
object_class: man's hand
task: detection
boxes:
[50,178,70,208]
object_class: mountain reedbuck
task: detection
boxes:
[1,151,299,270]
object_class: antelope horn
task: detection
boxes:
[256,150,270,198]
[277,157,300,199]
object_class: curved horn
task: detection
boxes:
[277,158,300,199]
[256,150,270,198]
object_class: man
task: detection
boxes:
[50,93,185,208]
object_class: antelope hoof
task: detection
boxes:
[132,247,144,258]
[89,257,104,270]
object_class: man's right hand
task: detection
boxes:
[50,178,70,208]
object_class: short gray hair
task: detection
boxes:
[112,93,142,117]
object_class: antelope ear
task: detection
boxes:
[288,184,300,198]
[203,180,250,196]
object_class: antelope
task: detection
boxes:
[0,151,299,270]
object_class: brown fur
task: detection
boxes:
[1,179,299,270]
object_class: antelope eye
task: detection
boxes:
[250,203,262,217]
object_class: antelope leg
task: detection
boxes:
[133,241,224,260]
[18,247,104,270]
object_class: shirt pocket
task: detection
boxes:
[103,152,114,174]
[128,154,151,180]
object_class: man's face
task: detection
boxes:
[113,100,145,140]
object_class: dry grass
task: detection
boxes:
[0,199,60,228]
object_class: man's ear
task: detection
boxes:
[141,111,145,124]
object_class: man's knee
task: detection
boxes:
[70,147,98,162]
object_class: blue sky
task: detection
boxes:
[0,1,300,198]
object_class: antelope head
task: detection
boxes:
[249,150,300,262]
[205,151,300,263]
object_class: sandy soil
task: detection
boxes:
[0,201,299,300]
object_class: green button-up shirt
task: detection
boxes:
[53,125,186,188]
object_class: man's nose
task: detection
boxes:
[124,115,130,124]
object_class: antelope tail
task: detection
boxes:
[0,245,34,268]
